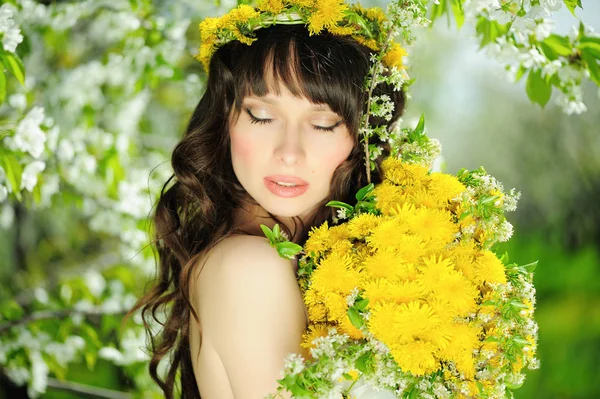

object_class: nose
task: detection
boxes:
[273,122,305,166]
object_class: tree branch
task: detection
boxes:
[47,377,133,399]
[0,308,126,334]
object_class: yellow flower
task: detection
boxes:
[323,291,348,322]
[409,208,457,246]
[337,314,364,339]
[418,255,454,291]
[304,221,331,255]
[474,250,507,284]
[433,270,479,317]
[381,158,429,186]
[390,340,438,376]
[427,173,466,204]
[327,24,355,35]
[257,0,286,14]
[363,279,423,305]
[352,35,379,51]
[347,369,360,381]
[365,218,411,250]
[301,323,329,350]
[392,234,427,265]
[196,42,216,72]
[199,17,221,43]
[330,239,354,257]
[367,301,401,344]
[362,247,405,281]
[347,212,381,238]
[304,287,327,322]
[373,182,404,216]
[447,243,478,282]
[382,43,407,70]
[307,0,348,35]
[438,322,481,379]
[285,0,315,7]
[311,251,360,295]
[228,4,260,24]
[407,188,444,209]
[393,301,439,343]
[329,223,351,242]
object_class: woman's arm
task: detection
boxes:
[192,235,308,399]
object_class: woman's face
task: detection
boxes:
[229,83,355,219]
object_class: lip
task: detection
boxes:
[264,176,309,198]
[265,175,309,185]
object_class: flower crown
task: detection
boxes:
[196,0,410,184]
[197,0,406,73]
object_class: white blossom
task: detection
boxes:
[84,270,106,297]
[10,107,47,159]
[8,93,27,110]
[20,161,46,192]
[0,3,23,53]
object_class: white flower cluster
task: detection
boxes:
[0,328,85,398]
[0,3,23,53]
[468,0,596,114]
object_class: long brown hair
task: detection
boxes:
[128,24,406,398]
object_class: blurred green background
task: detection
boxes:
[1,0,599,398]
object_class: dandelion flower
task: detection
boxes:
[409,208,457,245]
[383,43,407,70]
[474,250,507,284]
[347,212,381,238]
[362,247,405,281]
[257,0,286,14]
[304,221,331,256]
[434,270,479,317]
[301,323,329,351]
[307,0,348,35]
[311,251,360,295]
[428,173,466,203]
[391,340,438,376]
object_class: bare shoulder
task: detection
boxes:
[191,234,308,397]
[195,235,296,290]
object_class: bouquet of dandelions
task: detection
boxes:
[261,119,539,399]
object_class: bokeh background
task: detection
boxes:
[0,0,598,398]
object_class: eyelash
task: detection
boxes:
[244,108,342,132]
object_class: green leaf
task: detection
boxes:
[580,36,600,59]
[414,113,425,135]
[326,200,354,212]
[355,352,373,373]
[2,52,26,85]
[450,0,464,29]
[260,224,276,243]
[355,183,375,201]
[347,307,364,329]
[0,299,24,321]
[354,298,369,312]
[475,17,509,49]
[429,0,447,25]
[85,351,97,370]
[275,241,303,260]
[525,69,552,107]
[563,0,582,17]
[583,53,600,85]
[542,34,573,57]
[273,223,281,238]
[519,260,538,273]
[1,153,23,201]
[0,69,5,104]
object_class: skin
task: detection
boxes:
[190,81,356,398]
[229,82,355,240]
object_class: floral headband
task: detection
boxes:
[196,0,406,73]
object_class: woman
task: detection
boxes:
[131,10,406,399]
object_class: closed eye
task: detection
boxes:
[312,120,344,132]
[245,108,273,125]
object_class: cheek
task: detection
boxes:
[230,129,260,167]
[315,135,355,176]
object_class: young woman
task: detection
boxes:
[132,17,406,399]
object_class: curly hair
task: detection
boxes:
[128,24,406,398]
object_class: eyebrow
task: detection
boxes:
[245,96,333,112]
